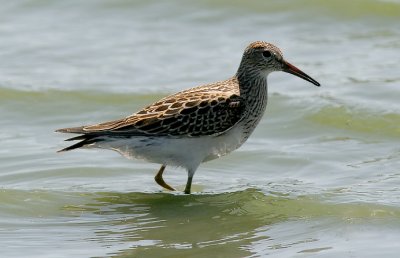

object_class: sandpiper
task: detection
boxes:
[56,41,320,194]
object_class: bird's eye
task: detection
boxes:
[262,50,272,58]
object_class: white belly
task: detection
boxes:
[93,125,244,170]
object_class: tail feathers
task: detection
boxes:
[57,135,102,153]
[64,134,90,141]
[55,126,86,134]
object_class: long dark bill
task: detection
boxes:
[283,61,320,87]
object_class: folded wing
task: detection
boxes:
[56,83,244,151]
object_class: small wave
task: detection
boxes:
[308,106,400,138]
[0,87,167,105]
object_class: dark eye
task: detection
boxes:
[262,50,272,58]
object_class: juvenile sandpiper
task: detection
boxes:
[56,41,320,194]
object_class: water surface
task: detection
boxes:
[0,0,399,257]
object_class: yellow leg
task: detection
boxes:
[154,165,175,191]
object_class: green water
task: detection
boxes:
[1,0,399,257]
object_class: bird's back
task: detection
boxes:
[56,77,247,152]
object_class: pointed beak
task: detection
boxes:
[282,60,320,87]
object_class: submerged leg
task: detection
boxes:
[184,169,195,194]
[154,165,175,191]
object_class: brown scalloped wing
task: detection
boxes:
[83,83,243,137]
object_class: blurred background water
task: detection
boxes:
[0,0,399,257]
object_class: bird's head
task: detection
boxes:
[238,41,320,86]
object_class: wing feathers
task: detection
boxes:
[56,78,244,139]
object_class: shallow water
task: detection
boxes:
[1,0,399,257]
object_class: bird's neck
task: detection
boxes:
[235,69,269,103]
[234,69,269,141]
